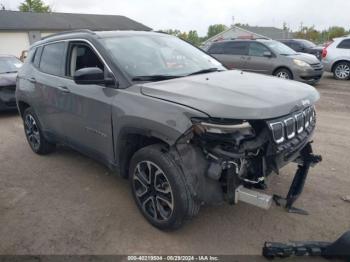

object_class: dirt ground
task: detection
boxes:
[0,73,349,256]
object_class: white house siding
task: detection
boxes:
[40,31,60,38]
[0,31,30,57]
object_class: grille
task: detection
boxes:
[268,106,316,144]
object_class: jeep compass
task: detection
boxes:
[16,30,321,230]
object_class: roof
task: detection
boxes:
[239,25,292,40]
[31,30,171,48]
[0,10,152,31]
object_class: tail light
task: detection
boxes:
[322,40,334,59]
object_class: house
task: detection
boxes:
[201,25,293,50]
[0,10,151,57]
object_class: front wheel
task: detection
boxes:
[23,107,55,154]
[274,68,293,80]
[333,62,350,80]
[129,144,199,230]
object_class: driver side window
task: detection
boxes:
[248,42,269,57]
[67,42,104,77]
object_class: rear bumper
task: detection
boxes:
[0,87,17,111]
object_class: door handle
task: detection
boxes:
[57,85,71,93]
[28,77,36,83]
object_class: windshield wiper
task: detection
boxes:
[132,75,182,82]
[187,68,221,76]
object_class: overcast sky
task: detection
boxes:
[2,0,350,36]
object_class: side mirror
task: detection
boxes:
[74,67,106,85]
[263,51,273,57]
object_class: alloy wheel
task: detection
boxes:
[133,161,174,222]
[24,114,41,151]
[276,71,290,79]
[335,64,350,79]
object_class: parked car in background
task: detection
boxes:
[20,50,28,62]
[279,39,323,60]
[16,30,321,230]
[0,55,22,111]
[322,36,350,80]
[207,39,324,84]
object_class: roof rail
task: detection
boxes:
[41,29,96,40]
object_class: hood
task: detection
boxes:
[0,73,17,87]
[289,53,320,64]
[140,70,320,120]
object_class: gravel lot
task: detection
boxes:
[0,73,349,256]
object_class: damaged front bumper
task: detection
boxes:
[174,105,322,214]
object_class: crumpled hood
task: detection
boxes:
[140,70,320,120]
[0,73,17,87]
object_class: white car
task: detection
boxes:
[322,36,350,80]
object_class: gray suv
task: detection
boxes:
[207,39,324,84]
[16,30,321,230]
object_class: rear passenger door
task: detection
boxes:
[337,39,350,57]
[34,42,69,139]
[245,42,274,75]
[219,41,249,70]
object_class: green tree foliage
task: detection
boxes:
[207,24,228,39]
[295,25,349,44]
[159,29,200,46]
[19,0,51,12]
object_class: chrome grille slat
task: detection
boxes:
[269,106,315,144]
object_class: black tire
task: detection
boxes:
[273,68,293,80]
[129,144,199,230]
[333,61,350,80]
[23,107,55,155]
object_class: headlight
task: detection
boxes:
[192,120,253,135]
[293,59,311,68]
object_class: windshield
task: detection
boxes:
[299,39,316,48]
[0,57,22,74]
[263,41,297,55]
[101,34,225,80]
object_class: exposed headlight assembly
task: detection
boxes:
[192,120,254,135]
[293,59,311,68]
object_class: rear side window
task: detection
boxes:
[39,42,65,76]
[222,42,249,55]
[337,39,350,49]
[32,47,42,68]
[208,43,225,54]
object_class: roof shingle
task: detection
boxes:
[0,10,152,31]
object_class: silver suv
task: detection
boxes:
[207,39,324,84]
[322,36,350,80]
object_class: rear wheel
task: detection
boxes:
[333,62,350,80]
[129,144,199,230]
[274,68,293,80]
[23,108,55,154]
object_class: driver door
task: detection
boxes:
[59,41,117,164]
[245,42,274,75]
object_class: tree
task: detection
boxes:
[207,24,228,39]
[19,0,51,12]
[327,26,347,40]
[187,30,200,46]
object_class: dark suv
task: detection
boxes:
[279,39,323,60]
[0,55,22,111]
[16,30,321,230]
